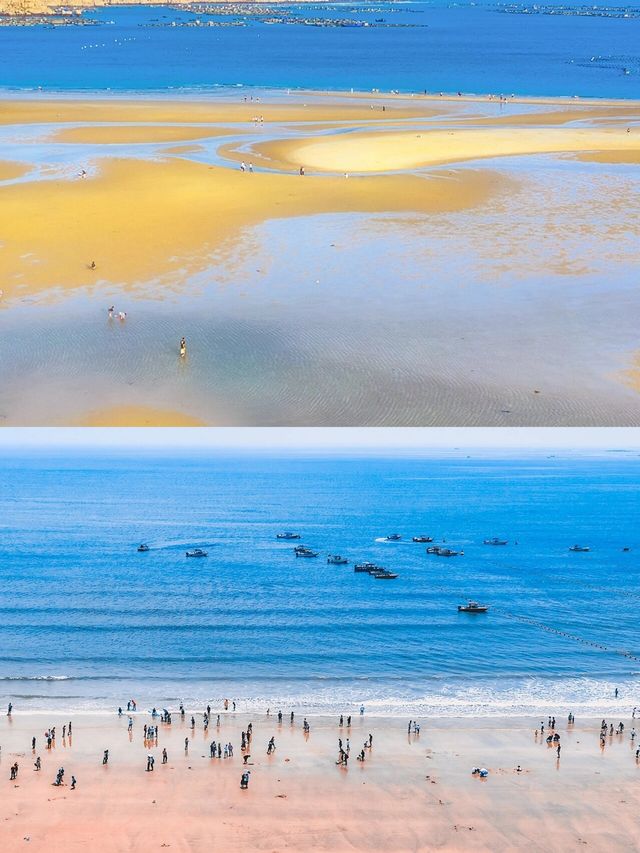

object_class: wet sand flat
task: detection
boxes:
[0,157,504,301]
[1,93,640,425]
[1,712,639,852]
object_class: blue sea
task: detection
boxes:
[0,1,639,98]
[0,449,639,716]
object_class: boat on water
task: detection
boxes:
[458,601,489,613]
[426,546,459,557]
[385,534,402,541]
[354,561,382,573]
[137,544,150,552]
[412,536,434,543]
[373,570,398,580]
[569,545,590,552]
[277,532,301,540]
[295,547,318,558]
[327,555,348,565]
[483,538,508,546]
[186,548,208,558]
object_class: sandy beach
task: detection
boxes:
[1,709,640,851]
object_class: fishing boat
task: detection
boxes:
[276,532,301,540]
[137,544,150,552]
[483,538,508,546]
[569,545,590,552]
[458,601,489,613]
[412,536,434,543]
[186,548,208,558]
[327,555,348,565]
[427,546,459,557]
[295,547,318,558]
[385,534,402,541]
[354,562,382,573]
[373,570,398,580]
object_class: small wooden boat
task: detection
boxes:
[137,544,150,552]
[277,532,301,540]
[186,548,208,558]
[327,555,348,565]
[569,545,590,553]
[412,536,434,543]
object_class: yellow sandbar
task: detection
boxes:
[75,405,207,426]
[50,125,230,145]
[247,126,640,173]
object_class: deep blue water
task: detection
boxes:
[0,450,639,715]
[0,1,639,97]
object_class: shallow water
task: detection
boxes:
[0,450,639,715]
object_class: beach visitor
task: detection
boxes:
[162,748,168,764]
[32,737,36,750]
[34,757,41,771]
[360,705,365,715]
[71,776,76,789]
[267,737,276,755]
[185,737,189,752]
[7,703,12,716]
[103,749,109,765]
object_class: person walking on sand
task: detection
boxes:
[180,337,187,358]
[10,762,18,780]
[267,736,276,755]
[184,737,189,752]
[103,750,109,765]
[32,737,36,750]
[71,776,76,789]
[557,744,561,757]
[34,756,41,771]
[7,702,12,716]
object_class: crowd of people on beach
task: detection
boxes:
[5,690,640,792]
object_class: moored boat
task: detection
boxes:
[569,545,590,552]
[295,546,318,558]
[427,546,459,557]
[277,532,301,540]
[373,570,398,580]
[354,561,382,573]
[483,538,508,546]
[137,544,150,552]
[327,555,348,564]
[186,548,208,558]
[412,536,434,543]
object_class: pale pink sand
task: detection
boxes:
[1,712,639,851]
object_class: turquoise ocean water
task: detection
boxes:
[0,1,639,97]
[0,450,638,715]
